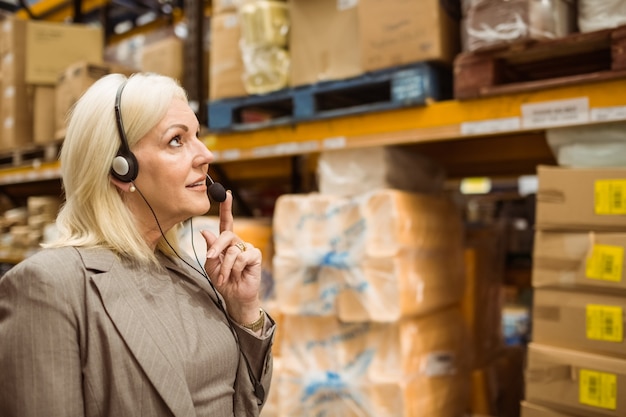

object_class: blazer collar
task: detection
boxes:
[78,247,197,417]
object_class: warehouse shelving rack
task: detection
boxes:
[1,75,624,183]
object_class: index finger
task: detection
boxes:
[219,190,234,233]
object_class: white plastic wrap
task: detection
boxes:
[316,146,446,197]
[275,309,470,417]
[578,0,626,33]
[272,190,465,321]
[462,0,575,52]
[546,121,626,167]
[238,0,290,94]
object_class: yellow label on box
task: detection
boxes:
[579,369,617,410]
[595,180,626,215]
[586,244,624,282]
[586,305,623,342]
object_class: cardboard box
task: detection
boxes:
[536,165,626,232]
[521,401,587,417]
[26,20,103,84]
[140,36,184,81]
[525,343,626,417]
[55,61,135,138]
[0,17,33,151]
[533,288,626,358]
[209,12,247,100]
[33,86,55,144]
[533,230,626,292]
[289,0,459,87]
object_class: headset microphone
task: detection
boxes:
[206,173,227,202]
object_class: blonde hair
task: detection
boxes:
[46,72,190,267]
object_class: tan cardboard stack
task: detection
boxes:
[269,147,471,417]
[289,0,458,87]
[208,0,459,100]
[209,0,248,100]
[0,13,104,149]
[523,164,626,417]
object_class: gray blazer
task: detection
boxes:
[0,246,274,417]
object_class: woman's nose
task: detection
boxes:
[194,136,215,163]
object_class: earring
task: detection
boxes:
[129,184,136,193]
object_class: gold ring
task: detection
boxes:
[235,242,247,252]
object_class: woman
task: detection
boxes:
[0,73,274,417]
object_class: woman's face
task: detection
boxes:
[131,98,214,228]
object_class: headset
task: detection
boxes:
[111,78,264,404]
[111,81,139,183]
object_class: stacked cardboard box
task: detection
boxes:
[289,0,459,87]
[524,165,626,416]
[0,14,103,150]
[209,6,247,100]
[208,0,459,100]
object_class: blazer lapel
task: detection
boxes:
[80,248,196,417]
[161,254,223,305]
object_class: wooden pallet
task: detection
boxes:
[454,25,626,100]
[0,141,61,169]
[207,62,451,132]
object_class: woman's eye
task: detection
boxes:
[168,135,183,147]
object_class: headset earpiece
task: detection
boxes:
[111,152,139,182]
[111,80,139,183]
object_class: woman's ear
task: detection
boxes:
[110,177,135,193]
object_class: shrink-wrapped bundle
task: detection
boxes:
[578,0,626,33]
[462,0,575,52]
[272,190,465,321]
[275,308,470,417]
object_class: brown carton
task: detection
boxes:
[533,230,626,292]
[140,36,184,81]
[536,165,626,232]
[33,86,55,144]
[209,12,247,100]
[55,61,135,139]
[526,343,626,417]
[0,17,32,150]
[533,288,626,358]
[289,0,459,87]
[26,20,103,84]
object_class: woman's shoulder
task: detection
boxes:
[3,247,84,281]
[3,246,118,284]
[16,246,83,269]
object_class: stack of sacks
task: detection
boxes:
[460,0,576,52]
[270,146,470,417]
[523,158,626,415]
[273,190,465,322]
[278,310,469,417]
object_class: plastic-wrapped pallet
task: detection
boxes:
[275,307,470,417]
[546,121,626,167]
[316,146,446,197]
[578,0,626,33]
[461,0,575,52]
[272,189,465,321]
